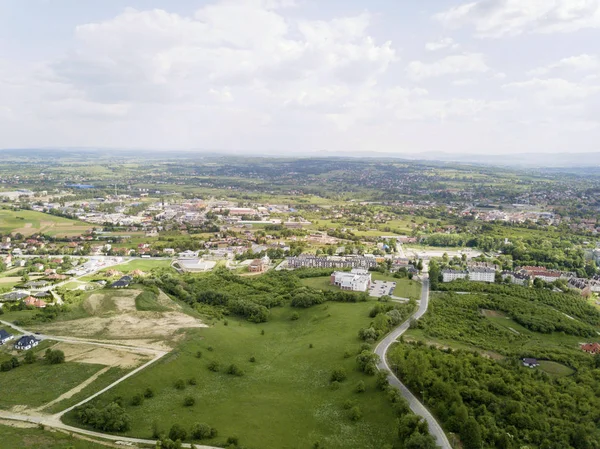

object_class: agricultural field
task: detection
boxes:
[64,301,401,449]
[0,423,109,449]
[0,209,91,237]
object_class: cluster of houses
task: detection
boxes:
[330,269,372,292]
[0,330,41,350]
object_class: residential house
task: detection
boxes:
[24,296,47,308]
[1,291,29,302]
[14,335,40,350]
[0,329,14,345]
[581,343,600,354]
[249,256,270,273]
[442,269,468,283]
[522,358,539,368]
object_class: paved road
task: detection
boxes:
[374,278,452,449]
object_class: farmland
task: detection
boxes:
[0,208,90,237]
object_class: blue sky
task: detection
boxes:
[1,0,599,155]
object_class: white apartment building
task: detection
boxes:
[330,269,372,292]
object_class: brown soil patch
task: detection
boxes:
[50,342,151,368]
[157,289,180,310]
[35,310,206,343]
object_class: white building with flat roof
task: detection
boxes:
[330,269,371,292]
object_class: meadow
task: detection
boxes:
[0,424,109,449]
[64,301,401,449]
[0,208,90,237]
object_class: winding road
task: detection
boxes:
[374,277,452,449]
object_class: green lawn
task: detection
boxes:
[64,302,400,449]
[0,361,104,409]
[537,360,575,378]
[299,276,342,292]
[0,424,109,449]
[370,274,421,300]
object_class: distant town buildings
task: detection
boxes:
[287,255,378,270]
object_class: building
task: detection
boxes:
[0,329,14,345]
[468,267,496,283]
[581,343,600,354]
[287,256,378,270]
[501,271,531,286]
[442,269,468,283]
[522,358,539,368]
[1,291,29,302]
[24,296,47,308]
[249,256,270,273]
[330,269,372,292]
[109,276,132,289]
[176,258,216,273]
[14,335,40,350]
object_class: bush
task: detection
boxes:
[74,402,130,432]
[130,394,144,406]
[191,422,217,440]
[207,361,220,372]
[24,351,36,364]
[196,351,202,359]
[376,370,390,390]
[144,387,154,398]
[329,381,341,390]
[174,379,186,390]
[207,346,214,352]
[44,349,65,365]
[226,436,239,445]
[349,405,362,422]
[226,364,244,376]
[249,356,256,363]
[168,424,187,442]
[290,312,300,321]
[356,350,379,375]
[343,399,356,410]
[183,396,195,407]
[330,368,347,383]
[343,350,352,359]
[355,380,366,393]
[188,377,197,386]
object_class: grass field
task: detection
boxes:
[0,361,104,409]
[299,276,343,292]
[64,302,400,449]
[0,209,90,237]
[537,360,575,378]
[135,291,170,312]
[0,424,109,449]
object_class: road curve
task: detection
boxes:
[374,278,452,449]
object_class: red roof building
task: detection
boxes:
[581,343,600,354]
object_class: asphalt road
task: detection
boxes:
[374,277,452,449]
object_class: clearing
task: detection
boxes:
[0,422,110,448]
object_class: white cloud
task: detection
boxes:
[527,54,600,76]
[435,0,600,38]
[503,77,600,102]
[425,37,459,51]
[407,53,489,80]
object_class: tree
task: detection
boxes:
[191,422,217,440]
[349,406,362,422]
[404,432,438,449]
[44,349,65,364]
[330,368,347,382]
[24,351,36,364]
[355,380,366,393]
[461,417,482,449]
[168,424,187,442]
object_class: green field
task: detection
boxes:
[0,209,90,237]
[537,360,575,378]
[0,361,104,409]
[0,424,109,449]
[299,276,341,292]
[64,302,400,449]
[135,290,170,312]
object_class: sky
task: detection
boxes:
[1,0,599,155]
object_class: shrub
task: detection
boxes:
[249,356,256,363]
[343,400,356,410]
[24,351,36,364]
[290,312,300,321]
[191,422,217,440]
[224,319,228,326]
[330,368,347,383]
[349,405,362,422]
[329,381,340,390]
[144,387,154,398]
[74,402,130,432]
[343,350,352,358]
[188,378,197,386]
[196,351,202,359]
[309,343,314,349]
[130,394,144,406]
[183,396,196,407]
[226,364,244,376]
[226,436,239,445]
[261,329,265,335]
[355,380,366,393]
[168,424,187,442]
[174,379,186,390]
[376,370,390,390]
[356,350,379,375]
[207,361,220,372]
[207,346,214,352]
[44,349,65,365]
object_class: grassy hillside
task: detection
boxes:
[0,209,90,237]
[0,424,109,449]
[64,301,402,449]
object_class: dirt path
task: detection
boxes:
[35,366,111,412]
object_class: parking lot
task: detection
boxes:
[368,280,396,298]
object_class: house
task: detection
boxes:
[581,343,600,354]
[522,358,539,368]
[24,296,47,308]
[1,291,29,302]
[14,335,40,350]
[0,329,14,345]
[110,276,131,289]
[249,256,270,273]
[330,269,372,292]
